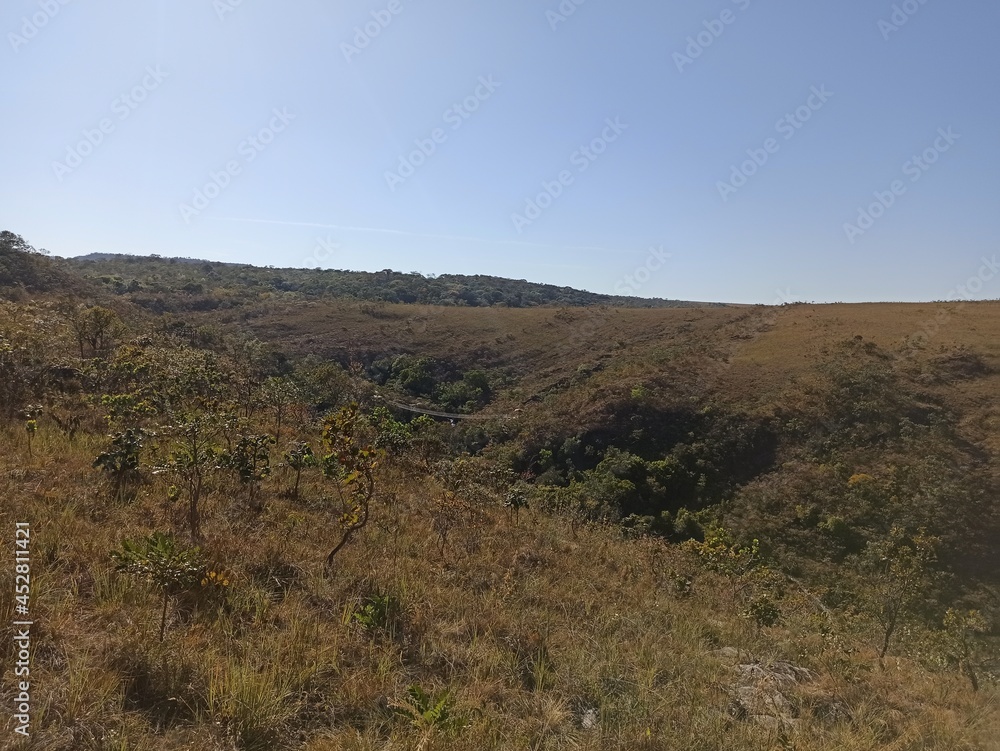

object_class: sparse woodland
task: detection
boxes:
[1,232,998,750]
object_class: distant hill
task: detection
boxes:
[62,252,726,310]
[0,232,90,296]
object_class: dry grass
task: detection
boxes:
[1,424,996,750]
[2,292,1000,748]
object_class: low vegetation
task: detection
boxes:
[0,232,997,749]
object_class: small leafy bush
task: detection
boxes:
[94,427,146,502]
[351,592,401,635]
[392,685,463,733]
[111,532,206,641]
[281,440,316,499]
[221,432,274,508]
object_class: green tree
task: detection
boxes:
[293,356,351,413]
[226,336,277,418]
[370,405,412,457]
[435,369,492,412]
[321,404,381,568]
[111,532,205,641]
[159,414,221,540]
[281,441,316,500]
[262,376,301,441]
[858,526,940,660]
[409,414,447,469]
[94,428,145,503]
[394,356,435,397]
[221,433,274,509]
[67,305,126,358]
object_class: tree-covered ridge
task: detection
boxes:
[61,252,724,311]
[0,231,90,295]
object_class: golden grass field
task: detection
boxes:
[2,429,998,750]
[2,278,1000,749]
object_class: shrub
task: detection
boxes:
[281,440,316,499]
[321,404,381,568]
[94,428,146,503]
[392,685,463,734]
[857,526,941,660]
[111,532,206,641]
[221,432,274,509]
[350,592,402,636]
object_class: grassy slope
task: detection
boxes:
[2,263,1000,748]
[230,298,1000,438]
[1,428,997,751]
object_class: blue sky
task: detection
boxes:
[2,0,998,303]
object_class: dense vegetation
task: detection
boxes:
[1,232,998,750]
[63,252,722,313]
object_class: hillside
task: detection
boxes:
[0,232,92,297]
[1,236,998,750]
[60,253,726,312]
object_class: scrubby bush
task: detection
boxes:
[281,440,316,499]
[111,532,206,641]
[221,432,274,509]
[321,404,381,568]
[94,427,146,503]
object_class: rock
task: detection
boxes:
[726,698,748,721]
[725,658,816,730]
[808,697,853,725]
[736,661,815,687]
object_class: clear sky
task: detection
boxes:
[2,0,998,303]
